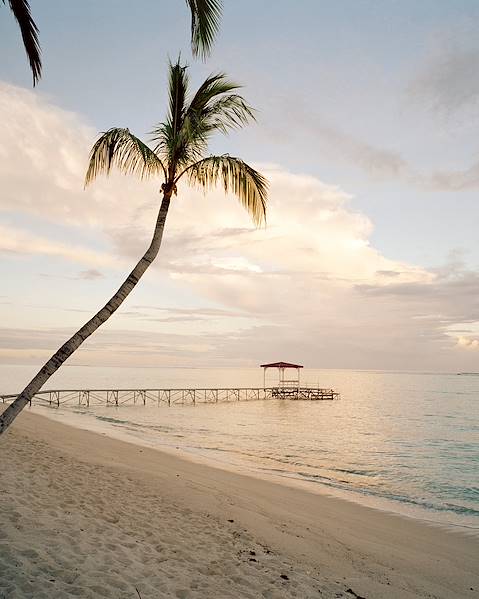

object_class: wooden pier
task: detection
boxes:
[0,385,339,408]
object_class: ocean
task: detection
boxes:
[1,364,478,532]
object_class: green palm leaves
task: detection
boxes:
[85,129,166,186]
[186,0,222,59]
[86,60,267,226]
[186,155,267,226]
[2,0,41,85]
[152,63,256,169]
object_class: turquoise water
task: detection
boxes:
[2,365,478,530]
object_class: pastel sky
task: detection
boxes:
[2,0,479,371]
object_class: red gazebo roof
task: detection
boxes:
[260,361,303,369]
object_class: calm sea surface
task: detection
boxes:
[1,365,478,531]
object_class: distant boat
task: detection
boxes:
[457,372,479,376]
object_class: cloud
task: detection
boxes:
[302,115,479,191]
[267,69,479,191]
[40,269,105,280]
[355,264,479,358]
[0,223,119,268]
[128,306,253,322]
[78,269,104,280]
[0,326,257,368]
[160,166,431,294]
[427,159,479,191]
[290,112,479,191]
[0,82,158,230]
[408,44,479,117]
[456,336,479,350]
[300,117,412,181]
[2,82,479,371]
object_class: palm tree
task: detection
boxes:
[0,59,267,435]
[3,0,223,85]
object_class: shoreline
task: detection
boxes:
[1,410,478,598]
[30,404,479,534]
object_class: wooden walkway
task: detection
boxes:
[0,386,339,407]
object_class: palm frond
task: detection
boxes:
[151,59,190,165]
[187,73,239,114]
[4,0,41,85]
[85,128,166,187]
[168,58,189,137]
[186,74,254,134]
[185,0,222,59]
[199,94,255,133]
[184,155,268,226]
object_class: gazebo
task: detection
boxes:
[260,361,303,389]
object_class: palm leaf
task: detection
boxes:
[4,0,41,85]
[186,73,254,134]
[185,0,222,59]
[167,59,189,137]
[151,59,190,165]
[199,94,255,133]
[184,155,268,226]
[187,73,240,114]
[85,128,166,186]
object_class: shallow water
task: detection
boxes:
[2,364,478,530]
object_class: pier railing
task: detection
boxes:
[0,385,339,407]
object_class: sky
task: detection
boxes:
[1,0,479,371]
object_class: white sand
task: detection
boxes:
[1,410,478,598]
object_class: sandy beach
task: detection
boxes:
[1,410,478,599]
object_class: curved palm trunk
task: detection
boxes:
[0,192,172,436]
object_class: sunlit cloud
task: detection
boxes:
[456,336,479,350]
[2,82,479,370]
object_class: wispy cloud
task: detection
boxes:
[408,44,479,117]
[301,117,412,181]
[0,223,119,268]
[291,112,479,191]
[40,269,105,280]
[427,160,479,191]
[131,306,251,318]
[78,269,104,280]
[302,114,479,191]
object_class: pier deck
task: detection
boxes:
[0,386,339,407]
